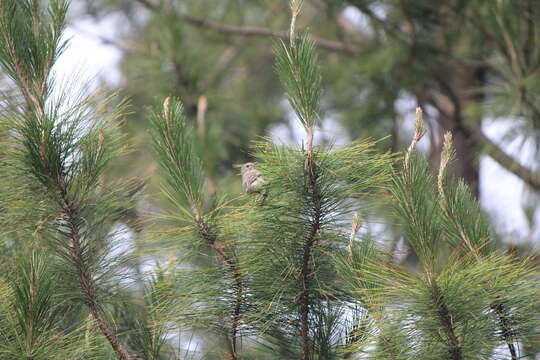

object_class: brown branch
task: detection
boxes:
[298,141,323,360]
[431,284,462,360]
[347,1,406,41]
[58,174,138,360]
[491,302,518,360]
[524,1,535,68]
[58,177,139,360]
[133,1,355,55]
[179,14,355,54]
[163,109,243,356]
[466,126,540,190]
[191,206,243,360]
[134,0,156,10]
[399,0,418,76]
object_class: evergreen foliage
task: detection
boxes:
[337,121,540,359]
[150,95,246,359]
[0,251,90,359]
[0,1,147,359]
[0,0,539,359]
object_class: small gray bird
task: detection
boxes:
[240,162,267,194]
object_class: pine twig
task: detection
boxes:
[431,283,463,360]
[438,133,519,359]
[191,206,243,360]
[491,302,518,360]
[161,97,244,360]
[60,194,137,360]
[274,2,325,357]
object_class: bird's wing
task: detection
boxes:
[243,169,263,193]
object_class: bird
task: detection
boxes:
[240,162,267,194]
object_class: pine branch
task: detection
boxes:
[153,97,244,359]
[438,133,519,359]
[491,302,518,360]
[134,0,156,10]
[57,174,136,360]
[182,14,357,54]
[0,2,140,359]
[299,118,323,360]
[192,205,243,359]
[298,156,322,360]
[393,107,443,269]
[467,126,540,190]
[390,111,472,358]
[437,132,484,258]
[133,0,355,55]
[272,2,326,358]
[431,283,462,360]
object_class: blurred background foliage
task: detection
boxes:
[74,0,540,208]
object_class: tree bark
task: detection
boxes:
[452,126,479,197]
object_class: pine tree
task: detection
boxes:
[337,111,540,359]
[150,96,248,359]
[234,2,392,357]
[0,1,150,358]
[1,1,540,359]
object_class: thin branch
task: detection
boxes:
[491,302,518,360]
[432,75,540,191]
[347,1,406,41]
[57,175,140,360]
[298,155,322,360]
[179,13,356,54]
[191,207,243,360]
[467,126,540,190]
[134,0,156,10]
[162,106,243,358]
[431,283,463,360]
[133,0,356,55]
[298,117,322,360]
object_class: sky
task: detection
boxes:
[57,4,539,245]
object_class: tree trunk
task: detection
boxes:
[452,126,479,197]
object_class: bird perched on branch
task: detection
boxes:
[240,162,267,195]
